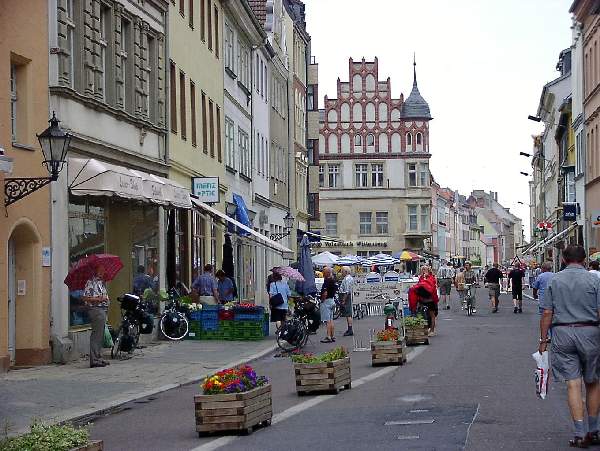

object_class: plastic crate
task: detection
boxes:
[219,310,234,321]
[189,311,203,321]
[234,311,265,322]
[263,313,269,336]
[200,329,224,340]
[231,329,264,340]
[201,316,220,331]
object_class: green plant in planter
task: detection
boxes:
[291,346,348,364]
[0,422,90,451]
[403,315,428,328]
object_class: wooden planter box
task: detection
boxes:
[294,356,351,395]
[406,326,429,345]
[70,441,103,451]
[194,384,272,436]
[371,339,407,366]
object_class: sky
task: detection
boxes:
[302,0,574,240]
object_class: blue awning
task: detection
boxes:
[231,194,251,236]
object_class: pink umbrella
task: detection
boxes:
[64,254,124,290]
[273,266,305,282]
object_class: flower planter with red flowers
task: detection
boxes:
[371,329,407,366]
[194,365,272,436]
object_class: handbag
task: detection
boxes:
[103,324,114,348]
[269,282,284,309]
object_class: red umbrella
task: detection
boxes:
[64,254,124,290]
[273,266,305,282]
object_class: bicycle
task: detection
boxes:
[464,283,478,316]
[159,289,190,341]
[276,295,319,352]
[111,294,151,359]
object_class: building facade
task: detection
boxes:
[317,57,433,257]
[0,0,53,371]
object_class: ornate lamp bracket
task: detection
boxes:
[5,177,53,207]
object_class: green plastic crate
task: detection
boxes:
[200,329,224,340]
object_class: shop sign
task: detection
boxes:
[192,177,220,203]
[563,203,578,221]
[592,210,600,229]
[313,240,388,248]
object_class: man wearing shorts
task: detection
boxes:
[320,267,338,343]
[485,263,503,313]
[508,263,525,314]
[437,261,455,310]
[539,245,600,447]
[338,266,355,336]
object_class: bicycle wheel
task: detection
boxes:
[160,314,189,340]
[276,320,302,352]
[111,327,124,359]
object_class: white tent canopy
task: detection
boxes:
[311,251,339,266]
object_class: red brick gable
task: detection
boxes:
[248,0,267,25]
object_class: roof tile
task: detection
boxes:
[247,0,267,25]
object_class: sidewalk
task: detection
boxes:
[0,337,277,436]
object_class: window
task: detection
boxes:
[359,212,372,235]
[225,117,235,169]
[260,61,264,97]
[372,163,384,187]
[325,213,338,235]
[355,164,368,187]
[565,169,576,202]
[408,205,418,231]
[200,0,206,41]
[99,5,110,100]
[146,35,156,120]
[239,128,250,177]
[576,131,585,177]
[354,134,363,151]
[214,6,219,58]
[225,25,234,72]
[420,206,430,232]
[408,163,417,187]
[238,44,251,88]
[209,99,214,157]
[416,133,422,145]
[179,0,184,16]
[192,211,205,281]
[319,164,325,187]
[207,0,212,51]
[328,164,340,188]
[216,106,222,162]
[190,81,197,146]
[376,212,388,235]
[366,134,375,147]
[201,91,207,152]
[10,64,17,142]
[419,163,429,186]
[170,61,177,132]
[406,133,413,149]
[188,0,193,26]
[307,85,315,111]
[179,71,186,140]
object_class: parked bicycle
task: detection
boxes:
[276,295,320,352]
[111,293,154,359]
[159,288,190,341]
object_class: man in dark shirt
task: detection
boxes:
[485,263,504,313]
[508,264,525,314]
[132,265,153,297]
[320,267,338,343]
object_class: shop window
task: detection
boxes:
[68,196,106,327]
[167,209,188,290]
[192,211,206,281]
[131,205,160,293]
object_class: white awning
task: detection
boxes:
[68,158,191,208]
[191,197,293,255]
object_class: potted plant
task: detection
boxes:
[194,365,272,436]
[371,329,407,366]
[404,315,430,345]
[291,347,351,396]
[0,422,102,451]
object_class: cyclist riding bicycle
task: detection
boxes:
[463,261,478,313]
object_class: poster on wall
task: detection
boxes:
[592,210,600,228]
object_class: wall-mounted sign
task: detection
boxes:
[312,240,389,248]
[192,177,220,203]
[563,203,578,221]
[592,210,600,229]
[42,247,51,267]
[17,280,26,296]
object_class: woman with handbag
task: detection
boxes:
[268,272,291,329]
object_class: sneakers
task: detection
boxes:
[472,309,477,313]
[446,305,451,310]
[320,337,333,343]
[343,330,354,336]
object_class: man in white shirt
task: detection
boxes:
[338,266,355,336]
[437,261,455,310]
[590,261,600,279]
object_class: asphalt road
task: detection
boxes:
[90,289,575,451]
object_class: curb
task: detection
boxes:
[18,343,278,434]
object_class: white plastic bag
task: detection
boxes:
[532,351,550,399]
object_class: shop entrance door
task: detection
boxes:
[7,238,16,364]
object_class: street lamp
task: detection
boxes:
[520,172,530,177]
[517,201,531,207]
[4,112,71,206]
[270,212,295,241]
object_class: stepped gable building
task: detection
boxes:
[317,57,433,257]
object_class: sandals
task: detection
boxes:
[569,436,590,448]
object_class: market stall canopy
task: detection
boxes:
[367,253,400,266]
[68,158,191,208]
[335,255,367,266]
[311,251,339,266]
[396,250,422,262]
[191,198,292,256]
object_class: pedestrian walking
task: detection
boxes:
[338,266,355,336]
[82,265,111,368]
[455,268,466,309]
[216,270,235,303]
[590,261,600,279]
[268,272,290,329]
[320,266,338,343]
[437,261,455,310]
[485,263,503,313]
[539,245,600,448]
[508,263,525,314]
[192,264,220,305]
[532,261,554,315]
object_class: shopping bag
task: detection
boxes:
[532,351,549,399]
[103,324,114,348]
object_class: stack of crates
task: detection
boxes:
[199,305,223,339]
[232,306,266,341]
[187,320,203,340]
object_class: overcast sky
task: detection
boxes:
[302,0,573,239]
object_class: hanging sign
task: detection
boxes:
[192,177,220,203]
[563,203,578,221]
[592,210,600,229]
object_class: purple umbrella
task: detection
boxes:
[273,266,305,282]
